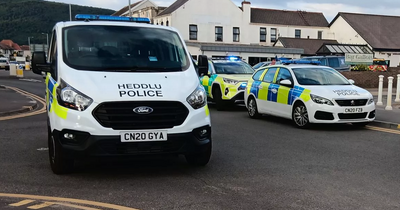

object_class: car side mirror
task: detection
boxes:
[197,55,209,77]
[279,79,293,87]
[348,79,355,84]
[31,52,50,75]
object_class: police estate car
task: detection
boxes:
[200,56,255,110]
[244,60,376,128]
[30,14,212,174]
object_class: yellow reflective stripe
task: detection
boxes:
[52,83,68,119]
[258,83,270,100]
[300,89,311,102]
[277,86,290,104]
[205,105,210,116]
[247,81,253,94]
[202,77,209,86]
[273,68,280,83]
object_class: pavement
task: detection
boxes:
[0,85,37,117]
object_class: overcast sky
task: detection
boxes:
[45,0,400,21]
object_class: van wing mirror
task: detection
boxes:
[197,55,209,76]
[31,52,50,75]
[279,79,292,87]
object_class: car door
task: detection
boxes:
[258,67,278,114]
[248,68,267,112]
[269,67,294,118]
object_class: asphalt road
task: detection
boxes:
[1,71,400,210]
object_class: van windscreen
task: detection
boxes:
[63,25,190,72]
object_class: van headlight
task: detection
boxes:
[187,85,207,109]
[223,78,239,85]
[310,94,334,106]
[367,98,374,105]
[57,80,93,111]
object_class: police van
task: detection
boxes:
[31,14,212,174]
[245,60,375,128]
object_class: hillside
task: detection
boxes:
[0,0,115,46]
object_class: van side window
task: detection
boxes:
[49,30,57,79]
[319,58,327,66]
[328,57,340,68]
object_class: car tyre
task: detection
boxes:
[292,102,310,129]
[247,97,261,119]
[213,88,227,111]
[48,126,74,174]
[185,143,212,166]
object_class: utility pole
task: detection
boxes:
[69,4,72,21]
[128,0,132,17]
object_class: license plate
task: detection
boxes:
[344,108,363,113]
[120,131,167,142]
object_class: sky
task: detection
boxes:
[45,0,400,22]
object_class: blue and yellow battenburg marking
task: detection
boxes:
[249,82,311,105]
[45,74,69,119]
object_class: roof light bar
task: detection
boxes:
[281,60,321,65]
[75,14,151,23]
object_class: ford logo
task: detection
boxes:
[133,106,153,114]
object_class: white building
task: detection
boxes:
[153,0,331,65]
[329,12,400,67]
[111,0,166,24]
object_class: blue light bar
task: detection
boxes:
[75,14,151,23]
[281,60,321,65]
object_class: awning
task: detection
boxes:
[316,44,373,54]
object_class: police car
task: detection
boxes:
[244,60,376,128]
[30,14,212,174]
[200,56,255,110]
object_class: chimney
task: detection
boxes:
[242,1,251,23]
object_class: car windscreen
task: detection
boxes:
[253,62,265,69]
[63,25,190,72]
[213,62,255,74]
[292,67,351,85]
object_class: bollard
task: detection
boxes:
[385,76,394,110]
[377,75,384,106]
[395,74,400,102]
[16,65,24,78]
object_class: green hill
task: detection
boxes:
[0,0,115,45]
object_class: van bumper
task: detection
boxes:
[52,125,211,159]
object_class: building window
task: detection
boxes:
[270,28,277,42]
[260,27,266,42]
[189,25,198,40]
[295,29,301,38]
[166,21,169,26]
[215,26,223,42]
[233,27,240,42]
[318,31,322,39]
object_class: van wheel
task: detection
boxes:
[292,102,310,128]
[185,143,212,166]
[247,97,261,119]
[48,127,74,174]
[213,88,226,111]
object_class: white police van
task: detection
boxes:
[31,14,212,174]
[245,60,376,128]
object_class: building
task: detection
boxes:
[152,0,332,65]
[111,0,166,24]
[0,40,23,59]
[274,37,339,56]
[329,12,400,67]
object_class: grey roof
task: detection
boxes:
[186,42,304,54]
[331,12,400,51]
[157,0,188,16]
[251,8,329,27]
[112,1,142,16]
[276,37,339,55]
[316,44,373,54]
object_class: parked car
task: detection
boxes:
[0,58,8,69]
[301,56,351,71]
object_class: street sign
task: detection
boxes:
[345,53,373,65]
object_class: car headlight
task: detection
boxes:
[187,85,207,109]
[367,98,374,105]
[57,80,93,111]
[310,94,334,106]
[223,78,239,85]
